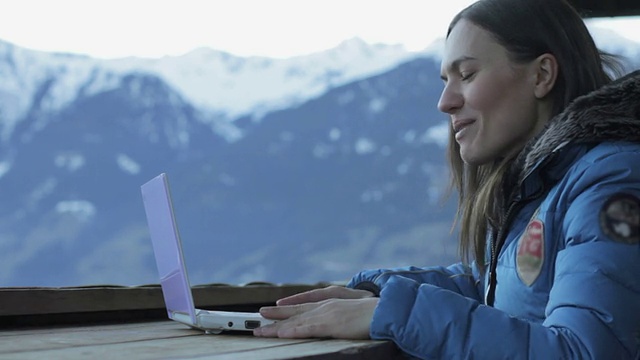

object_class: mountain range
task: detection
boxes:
[0,27,638,287]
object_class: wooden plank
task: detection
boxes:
[0,321,402,360]
[199,340,403,360]
[568,0,640,17]
[0,284,329,317]
[0,321,174,337]
[0,335,400,360]
[0,322,189,353]
[0,286,161,316]
[0,331,317,360]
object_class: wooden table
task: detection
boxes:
[0,285,404,359]
[0,320,402,359]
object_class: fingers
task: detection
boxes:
[259,302,320,320]
[277,324,331,339]
[254,319,330,338]
[254,298,377,340]
[275,288,333,306]
[276,285,373,306]
[277,323,329,339]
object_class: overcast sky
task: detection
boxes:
[0,0,638,59]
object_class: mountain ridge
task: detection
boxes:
[0,37,428,145]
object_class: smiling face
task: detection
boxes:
[438,20,551,165]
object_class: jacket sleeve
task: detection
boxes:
[346,262,483,301]
[367,150,640,359]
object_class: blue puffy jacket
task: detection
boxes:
[347,71,640,359]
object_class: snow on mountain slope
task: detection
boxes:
[0,37,425,143]
[110,38,425,118]
[0,42,105,141]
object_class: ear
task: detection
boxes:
[532,53,558,99]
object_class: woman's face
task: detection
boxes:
[438,20,549,165]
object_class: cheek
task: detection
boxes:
[465,81,505,113]
[467,76,534,127]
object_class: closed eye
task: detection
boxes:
[460,72,474,81]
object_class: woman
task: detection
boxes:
[254,0,640,358]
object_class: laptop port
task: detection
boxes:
[244,320,261,329]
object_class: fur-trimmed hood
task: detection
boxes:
[517,70,640,181]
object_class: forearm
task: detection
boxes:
[347,262,482,301]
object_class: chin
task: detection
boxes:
[460,151,493,166]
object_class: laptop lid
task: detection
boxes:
[141,173,198,325]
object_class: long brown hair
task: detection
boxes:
[445,0,617,272]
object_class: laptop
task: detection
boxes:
[141,172,275,334]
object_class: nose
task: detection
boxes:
[437,84,463,114]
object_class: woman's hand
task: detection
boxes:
[275,285,375,306]
[253,297,379,339]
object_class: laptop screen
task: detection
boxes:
[141,173,197,325]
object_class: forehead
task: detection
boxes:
[441,19,508,71]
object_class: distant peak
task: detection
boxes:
[335,37,404,51]
[336,37,368,47]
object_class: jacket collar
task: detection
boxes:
[514,70,640,184]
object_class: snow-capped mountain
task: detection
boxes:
[0,37,424,144]
[0,29,637,288]
[0,41,452,286]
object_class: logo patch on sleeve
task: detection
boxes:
[599,193,640,244]
[516,211,544,287]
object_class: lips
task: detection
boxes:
[452,119,475,133]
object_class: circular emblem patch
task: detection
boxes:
[516,213,544,287]
[599,193,640,244]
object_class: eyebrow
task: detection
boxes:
[440,56,478,80]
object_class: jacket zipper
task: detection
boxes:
[485,200,519,306]
[484,147,564,307]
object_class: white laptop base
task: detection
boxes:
[141,172,275,334]
[172,309,272,335]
